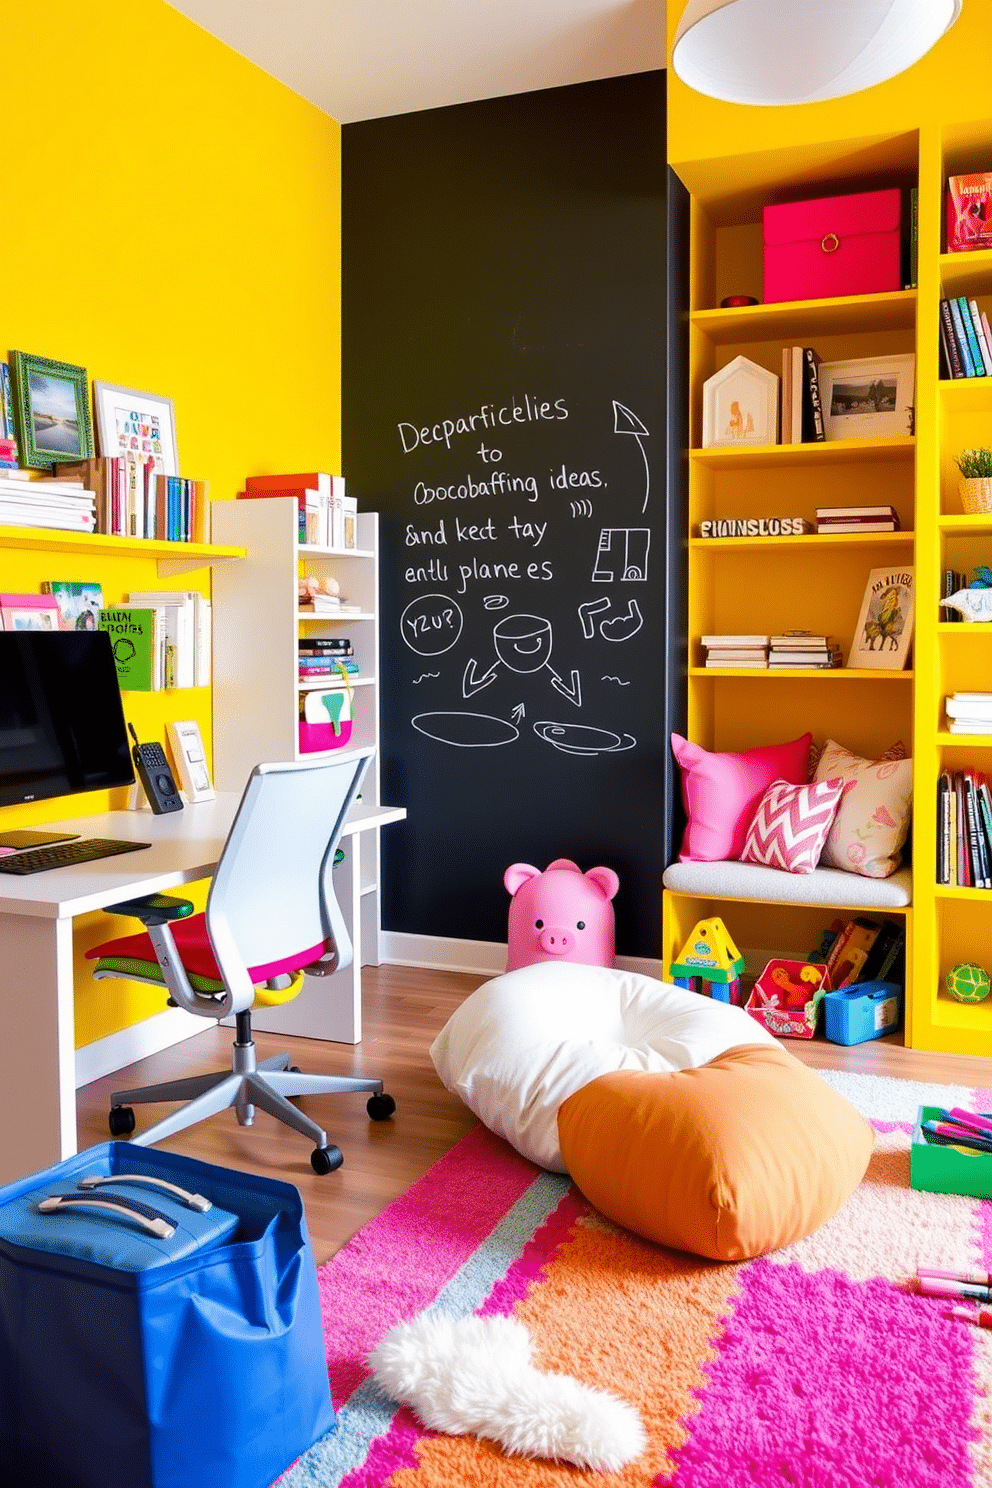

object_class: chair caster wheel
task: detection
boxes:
[108,1106,136,1137]
[311,1144,344,1176]
[367,1093,396,1121]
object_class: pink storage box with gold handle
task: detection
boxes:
[763,187,903,304]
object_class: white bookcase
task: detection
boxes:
[211,497,400,1043]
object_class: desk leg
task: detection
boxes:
[0,914,76,1185]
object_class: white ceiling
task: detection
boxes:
[166,0,667,124]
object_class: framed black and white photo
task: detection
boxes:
[93,381,179,476]
[820,354,915,441]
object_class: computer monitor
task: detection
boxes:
[0,631,135,809]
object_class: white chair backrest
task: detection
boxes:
[204,749,373,1004]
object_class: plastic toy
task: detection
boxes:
[946,962,992,1003]
[504,859,619,972]
[669,917,746,1004]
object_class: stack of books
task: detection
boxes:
[767,632,841,668]
[945,692,992,734]
[0,470,96,533]
[937,768,992,888]
[298,637,359,686]
[238,471,357,550]
[55,457,209,542]
[816,504,900,534]
[938,294,992,379]
[700,634,769,668]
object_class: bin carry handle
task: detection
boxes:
[78,1172,212,1212]
[37,1192,176,1240]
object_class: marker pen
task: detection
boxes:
[947,1106,992,1135]
[922,1121,992,1153]
[919,1267,992,1287]
[935,1108,992,1139]
[947,1305,992,1330]
[918,1275,992,1302]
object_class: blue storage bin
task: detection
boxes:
[0,1143,334,1488]
[822,980,902,1045]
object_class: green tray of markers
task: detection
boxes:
[910,1105,992,1199]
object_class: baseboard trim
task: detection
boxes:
[380,931,662,981]
[75,1007,205,1089]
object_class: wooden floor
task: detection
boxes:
[75,964,992,1266]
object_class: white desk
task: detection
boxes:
[0,794,405,1186]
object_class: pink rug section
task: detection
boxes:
[657,1259,980,1488]
[338,1182,590,1488]
[318,1126,539,1405]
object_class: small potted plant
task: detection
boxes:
[956,448,992,513]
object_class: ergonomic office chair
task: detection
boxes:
[86,748,395,1174]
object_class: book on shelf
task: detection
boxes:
[959,296,988,375]
[700,634,770,647]
[816,520,899,533]
[780,347,793,444]
[907,185,918,290]
[947,172,992,253]
[861,919,906,984]
[126,590,211,688]
[298,636,353,653]
[815,505,899,521]
[98,607,161,691]
[0,503,95,533]
[342,493,358,550]
[242,471,349,549]
[40,581,104,631]
[938,298,964,379]
[847,566,914,671]
[703,647,769,661]
[801,347,825,443]
[790,346,804,443]
[768,649,840,667]
[937,768,992,890]
[947,296,978,376]
[768,631,833,648]
[825,917,883,988]
[942,569,966,621]
[968,299,992,375]
[705,657,767,668]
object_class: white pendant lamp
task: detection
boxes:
[672,0,962,106]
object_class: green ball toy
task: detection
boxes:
[946,962,992,1004]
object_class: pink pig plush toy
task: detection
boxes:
[504,858,620,972]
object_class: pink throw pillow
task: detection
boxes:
[672,732,813,862]
[741,777,846,874]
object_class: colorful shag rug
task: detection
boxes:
[282,1068,992,1488]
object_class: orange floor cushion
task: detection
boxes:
[557,1042,874,1262]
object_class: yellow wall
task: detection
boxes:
[2,0,342,1044]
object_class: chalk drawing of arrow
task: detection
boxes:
[549,667,582,708]
[613,401,651,513]
[463,658,500,698]
[511,702,526,724]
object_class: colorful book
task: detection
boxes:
[970,299,992,374]
[801,347,825,442]
[98,607,159,691]
[939,299,964,378]
[40,580,104,631]
[948,296,977,375]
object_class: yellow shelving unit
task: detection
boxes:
[664,121,992,1058]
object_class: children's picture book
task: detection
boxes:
[40,580,104,631]
[98,607,158,691]
[0,592,60,631]
[847,566,914,671]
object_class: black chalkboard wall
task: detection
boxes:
[342,70,684,956]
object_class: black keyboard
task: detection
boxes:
[0,838,151,875]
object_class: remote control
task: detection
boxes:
[128,725,184,814]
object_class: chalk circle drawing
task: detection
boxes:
[592,528,650,583]
[613,401,651,513]
[463,612,581,707]
[400,593,464,655]
[412,712,520,748]
[483,594,510,610]
[534,721,636,756]
[578,596,644,642]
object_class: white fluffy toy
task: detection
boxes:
[369,1312,646,1472]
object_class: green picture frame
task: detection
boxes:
[8,350,94,470]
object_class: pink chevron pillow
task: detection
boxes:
[741,776,846,875]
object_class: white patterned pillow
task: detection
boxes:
[741,777,846,875]
[813,739,914,878]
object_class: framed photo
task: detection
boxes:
[820,354,916,441]
[0,592,61,632]
[702,355,779,448]
[847,566,914,670]
[8,352,94,470]
[93,381,179,477]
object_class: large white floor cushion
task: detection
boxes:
[430,962,776,1171]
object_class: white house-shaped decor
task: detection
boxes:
[702,355,779,449]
